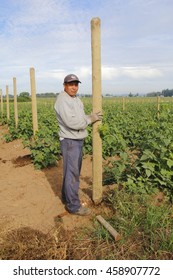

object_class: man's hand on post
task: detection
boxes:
[89,111,103,124]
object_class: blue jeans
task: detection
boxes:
[60,138,84,213]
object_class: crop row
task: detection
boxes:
[1,98,173,200]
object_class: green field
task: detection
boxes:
[2,96,173,197]
[1,96,173,259]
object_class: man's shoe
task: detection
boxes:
[73,206,91,216]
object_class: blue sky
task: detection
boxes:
[0,0,173,95]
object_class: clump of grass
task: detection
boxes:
[96,188,173,259]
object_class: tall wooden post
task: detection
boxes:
[30,67,38,135]
[6,85,10,120]
[0,89,3,116]
[13,77,18,128]
[91,17,102,204]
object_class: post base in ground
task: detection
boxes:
[92,197,102,205]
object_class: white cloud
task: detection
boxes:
[101,66,163,80]
[8,0,68,28]
[37,69,66,80]
[122,66,163,79]
[102,66,119,79]
[77,67,91,78]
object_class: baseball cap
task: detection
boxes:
[64,74,81,84]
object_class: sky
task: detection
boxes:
[0,0,173,96]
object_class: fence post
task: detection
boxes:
[122,97,125,111]
[6,85,10,120]
[157,96,160,120]
[13,77,18,128]
[0,89,3,116]
[30,67,38,135]
[91,17,102,204]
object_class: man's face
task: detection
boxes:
[64,81,79,97]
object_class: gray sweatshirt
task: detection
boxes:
[54,91,91,139]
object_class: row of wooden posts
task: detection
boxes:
[0,84,162,132]
[0,68,39,135]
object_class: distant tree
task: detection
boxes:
[162,89,173,97]
[18,92,31,102]
[19,92,30,97]
[146,92,161,97]
[36,92,58,98]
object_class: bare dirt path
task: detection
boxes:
[0,125,94,236]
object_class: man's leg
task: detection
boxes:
[60,139,83,213]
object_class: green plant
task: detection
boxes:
[25,129,61,169]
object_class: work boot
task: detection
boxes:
[73,206,91,216]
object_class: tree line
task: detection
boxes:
[146,89,173,97]
[2,89,173,101]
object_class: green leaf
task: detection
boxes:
[146,169,152,177]
[142,162,155,172]
[167,159,173,168]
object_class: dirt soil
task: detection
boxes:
[0,125,103,236]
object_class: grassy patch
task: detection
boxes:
[91,188,173,259]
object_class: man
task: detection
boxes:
[54,74,102,216]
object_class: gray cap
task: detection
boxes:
[64,74,81,84]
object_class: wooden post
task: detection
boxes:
[13,77,18,128]
[96,215,121,241]
[0,89,3,116]
[157,96,160,120]
[6,85,10,120]
[122,97,125,111]
[91,17,102,204]
[30,67,38,135]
